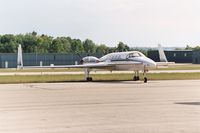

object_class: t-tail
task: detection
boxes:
[17,44,23,69]
[158,44,168,62]
[156,44,175,66]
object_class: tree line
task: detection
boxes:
[1,31,195,55]
[0,31,143,55]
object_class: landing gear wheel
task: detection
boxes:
[133,76,140,81]
[144,77,147,83]
[133,76,137,81]
[86,77,93,82]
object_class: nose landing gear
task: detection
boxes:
[143,65,148,83]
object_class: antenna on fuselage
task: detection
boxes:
[17,44,23,69]
[158,44,168,62]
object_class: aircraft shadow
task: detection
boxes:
[47,80,144,84]
[175,102,200,106]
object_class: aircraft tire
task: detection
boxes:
[133,76,137,81]
[144,77,147,83]
[87,77,93,82]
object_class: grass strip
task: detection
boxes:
[0,73,200,84]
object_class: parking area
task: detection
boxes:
[0,80,200,133]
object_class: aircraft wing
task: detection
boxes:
[23,61,142,69]
[24,62,112,69]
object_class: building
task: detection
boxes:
[192,51,200,64]
[0,50,200,68]
[147,50,193,63]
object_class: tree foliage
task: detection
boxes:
[184,45,200,51]
[0,32,146,55]
[83,39,96,54]
[193,46,200,51]
[116,42,130,52]
[71,39,84,53]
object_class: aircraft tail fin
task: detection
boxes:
[158,44,168,62]
[17,44,23,69]
[156,44,175,66]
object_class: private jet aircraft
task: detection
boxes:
[17,45,169,83]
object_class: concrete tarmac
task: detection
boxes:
[0,80,200,133]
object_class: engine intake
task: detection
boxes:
[80,56,100,64]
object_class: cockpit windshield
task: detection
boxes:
[127,52,143,58]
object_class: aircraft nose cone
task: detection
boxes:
[145,59,157,68]
[151,61,157,68]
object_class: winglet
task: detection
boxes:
[17,44,23,69]
[158,44,168,62]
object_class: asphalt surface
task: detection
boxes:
[0,80,200,133]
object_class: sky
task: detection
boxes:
[0,0,200,47]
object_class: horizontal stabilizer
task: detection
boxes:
[156,62,175,66]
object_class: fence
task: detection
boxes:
[0,53,103,68]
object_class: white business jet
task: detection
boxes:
[17,45,169,83]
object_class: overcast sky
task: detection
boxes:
[0,0,200,47]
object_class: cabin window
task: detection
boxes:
[117,55,121,60]
[174,53,176,57]
[112,55,116,60]
[184,53,187,57]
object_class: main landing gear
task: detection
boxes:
[133,71,140,81]
[133,69,148,83]
[86,77,93,81]
[85,68,93,82]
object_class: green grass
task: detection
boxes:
[0,74,83,84]
[0,73,200,84]
[147,73,200,80]
[0,63,199,83]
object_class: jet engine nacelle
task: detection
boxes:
[80,56,100,64]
